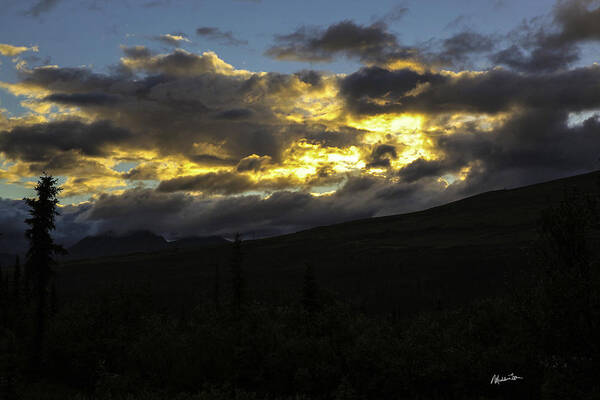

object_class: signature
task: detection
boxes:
[490,373,523,384]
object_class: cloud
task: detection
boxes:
[24,0,61,16]
[0,48,349,198]
[214,108,254,120]
[0,120,134,162]
[265,18,494,70]
[380,5,409,23]
[0,197,92,254]
[552,0,600,44]
[398,158,449,183]
[0,174,437,246]
[119,47,243,76]
[430,108,600,193]
[489,0,600,72]
[43,92,120,106]
[3,4,600,243]
[155,171,295,195]
[156,171,255,194]
[366,144,398,168]
[265,20,418,65]
[436,31,495,66]
[0,43,38,56]
[83,173,455,239]
[196,27,248,46]
[236,154,272,172]
[489,43,579,73]
[120,45,154,60]
[152,33,191,47]
[339,66,446,114]
[0,199,29,255]
[339,64,600,115]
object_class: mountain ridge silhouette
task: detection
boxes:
[67,230,228,260]
[55,170,600,314]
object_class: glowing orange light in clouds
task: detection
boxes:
[347,113,436,168]
[267,140,365,180]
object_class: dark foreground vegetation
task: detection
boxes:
[1,174,599,399]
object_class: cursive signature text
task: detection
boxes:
[490,373,523,384]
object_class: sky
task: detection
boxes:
[1,0,600,251]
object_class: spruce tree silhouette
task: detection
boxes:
[24,174,66,375]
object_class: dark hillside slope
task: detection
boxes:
[262,170,600,250]
[57,171,600,314]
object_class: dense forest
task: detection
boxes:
[0,175,599,399]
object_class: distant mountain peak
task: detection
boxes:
[67,231,227,260]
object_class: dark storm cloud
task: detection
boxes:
[4,12,600,243]
[414,65,600,113]
[76,175,447,239]
[20,152,119,178]
[189,154,238,166]
[265,20,417,64]
[236,154,271,172]
[156,171,255,194]
[263,1,600,73]
[214,108,254,120]
[120,48,237,76]
[121,45,154,60]
[0,120,133,162]
[4,106,596,244]
[12,50,328,166]
[552,0,600,44]
[303,128,363,149]
[15,64,125,97]
[333,42,600,192]
[156,170,297,195]
[43,92,120,106]
[453,110,599,170]
[86,187,191,221]
[437,31,495,66]
[339,66,445,111]
[489,44,579,73]
[294,70,323,87]
[423,109,600,194]
[196,27,248,46]
[398,158,453,183]
[367,144,397,168]
[0,198,92,255]
[490,0,600,72]
[0,198,29,255]
[340,64,600,115]
[11,43,600,200]
[121,163,161,181]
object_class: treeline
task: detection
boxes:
[0,176,599,399]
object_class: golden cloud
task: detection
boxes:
[0,43,38,57]
[5,47,589,206]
